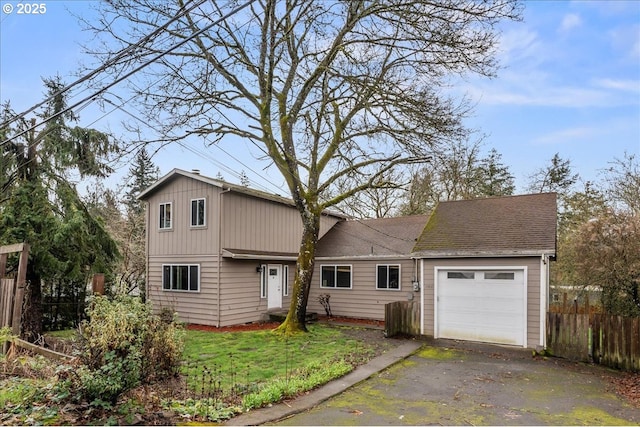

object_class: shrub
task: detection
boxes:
[77,295,184,404]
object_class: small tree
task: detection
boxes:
[527,152,579,194]
[568,212,640,317]
[603,152,640,215]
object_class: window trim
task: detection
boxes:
[283,265,289,297]
[159,202,173,230]
[161,264,200,292]
[190,198,206,228]
[376,264,401,290]
[320,264,352,289]
[260,264,267,298]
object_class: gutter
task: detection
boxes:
[217,187,231,328]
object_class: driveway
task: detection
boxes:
[273,339,640,426]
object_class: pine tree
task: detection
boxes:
[477,148,515,197]
[0,77,119,340]
[124,148,159,215]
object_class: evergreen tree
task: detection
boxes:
[124,148,159,215]
[0,77,119,339]
[476,148,515,197]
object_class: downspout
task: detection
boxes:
[144,200,150,303]
[217,187,231,327]
[540,254,548,349]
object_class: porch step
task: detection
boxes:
[268,311,317,323]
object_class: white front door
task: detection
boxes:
[267,264,282,309]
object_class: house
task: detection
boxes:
[140,169,557,348]
[306,215,429,320]
[138,168,345,327]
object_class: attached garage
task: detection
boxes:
[435,268,527,346]
[412,194,558,349]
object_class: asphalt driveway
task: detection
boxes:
[273,339,639,426]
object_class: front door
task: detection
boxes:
[267,264,282,309]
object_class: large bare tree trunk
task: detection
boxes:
[276,211,320,334]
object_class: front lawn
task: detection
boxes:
[182,323,377,392]
[1,323,392,425]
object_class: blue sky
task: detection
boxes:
[1,1,639,196]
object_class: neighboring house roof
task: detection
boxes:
[137,168,348,219]
[412,193,557,258]
[316,215,430,259]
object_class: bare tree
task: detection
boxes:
[399,138,483,215]
[86,0,522,332]
[603,152,640,215]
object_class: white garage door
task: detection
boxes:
[436,269,526,346]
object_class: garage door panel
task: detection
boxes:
[436,269,525,346]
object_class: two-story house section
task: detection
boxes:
[138,168,346,327]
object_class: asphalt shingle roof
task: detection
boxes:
[316,215,430,258]
[412,193,557,257]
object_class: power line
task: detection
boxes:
[0,0,208,130]
[0,0,258,148]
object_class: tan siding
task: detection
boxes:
[319,215,342,239]
[147,255,219,326]
[420,257,542,348]
[146,179,220,257]
[222,193,302,253]
[308,258,417,320]
[218,259,294,327]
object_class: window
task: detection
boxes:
[260,264,267,298]
[447,271,475,279]
[162,264,199,291]
[377,265,400,290]
[159,202,172,229]
[191,198,206,227]
[283,265,289,296]
[321,265,352,288]
[484,272,515,280]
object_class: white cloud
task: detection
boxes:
[533,126,596,145]
[559,13,582,33]
[593,78,640,93]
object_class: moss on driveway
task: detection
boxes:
[275,342,639,426]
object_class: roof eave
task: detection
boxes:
[410,249,556,258]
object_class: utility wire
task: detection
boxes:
[0,0,207,129]
[0,0,257,147]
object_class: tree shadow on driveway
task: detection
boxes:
[274,339,640,426]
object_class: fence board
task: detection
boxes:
[547,312,640,372]
[385,301,420,338]
[1,278,15,328]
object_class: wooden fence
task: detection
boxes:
[385,300,420,338]
[547,312,640,372]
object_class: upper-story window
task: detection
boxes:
[159,202,172,229]
[191,198,206,227]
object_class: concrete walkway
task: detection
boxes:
[225,340,422,426]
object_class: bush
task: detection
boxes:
[77,295,184,404]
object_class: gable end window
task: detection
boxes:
[162,264,199,292]
[191,198,206,227]
[321,265,352,289]
[159,202,172,229]
[377,265,400,290]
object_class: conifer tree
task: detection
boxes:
[0,77,119,339]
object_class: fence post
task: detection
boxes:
[92,274,105,296]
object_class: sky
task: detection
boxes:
[1,0,639,197]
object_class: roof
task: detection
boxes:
[412,193,557,258]
[316,215,430,258]
[137,168,348,219]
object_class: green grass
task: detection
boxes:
[182,324,376,395]
[44,329,77,339]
